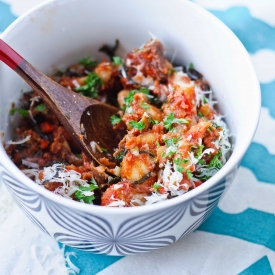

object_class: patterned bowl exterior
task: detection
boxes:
[0,162,237,256]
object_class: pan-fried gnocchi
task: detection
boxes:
[6,38,231,207]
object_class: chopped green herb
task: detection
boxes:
[212,122,222,129]
[173,158,185,173]
[129,120,145,130]
[202,97,208,104]
[35,104,46,112]
[10,108,29,117]
[168,68,176,76]
[148,117,159,126]
[75,153,82,159]
[139,88,149,95]
[112,56,123,66]
[150,96,159,105]
[74,180,99,204]
[124,90,136,108]
[124,88,151,109]
[198,159,206,165]
[79,56,98,67]
[90,178,98,186]
[56,70,64,76]
[186,170,193,179]
[208,151,222,169]
[156,140,160,148]
[198,112,203,118]
[153,182,161,193]
[115,150,127,162]
[163,113,188,131]
[195,145,204,159]
[164,137,180,147]
[207,126,213,132]
[188,63,194,69]
[100,147,108,153]
[163,137,180,157]
[110,115,122,125]
[75,72,103,98]
[141,102,150,110]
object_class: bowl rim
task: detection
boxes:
[0,0,261,215]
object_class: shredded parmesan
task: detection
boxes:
[89,141,103,153]
[105,196,126,207]
[72,79,80,88]
[162,162,184,196]
[22,159,39,169]
[145,192,168,205]
[6,135,31,145]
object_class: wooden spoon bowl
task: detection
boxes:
[0,39,125,165]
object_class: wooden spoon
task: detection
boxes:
[0,39,125,165]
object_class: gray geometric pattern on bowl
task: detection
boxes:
[0,163,234,255]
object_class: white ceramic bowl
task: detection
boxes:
[0,0,260,255]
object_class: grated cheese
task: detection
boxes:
[145,192,168,205]
[211,114,231,163]
[130,198,145,206]
[113,184,123,190]
[6,135,31,145]
[162,162,184,196]
[105,195,126,207]
[72,79,80,88]
[22,159,39,169]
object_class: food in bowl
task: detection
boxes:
[5,38,231,207]
[0,0,260,256]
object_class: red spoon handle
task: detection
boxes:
[0,39,23,70]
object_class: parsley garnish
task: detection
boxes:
[10,108,29,117]
[168,68,176,76]
[124,90,136,109]
[35,104,46,112]
[129,120,145,130]
[124,88,150,109]
[163,113,188,131]
[164,137,180,147]
[186,170,193,179]
[100,147,108,153]
[196,145,204,159]
[163,137,180,157]
[208,151,222,169]
[74,179,98,204]
[198,159,206,165]
[139,88,149,94]
[75,72,103,98]
[153,182,161,193]
[79,56,98,67]
[115,150,127,162]
[148,117,159,126]
[212,122,222,129]
[141,102,150,110]
[110,115,122,125]
[202,97,208,104]
[113,56,123,66]
[173,158,185,173]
